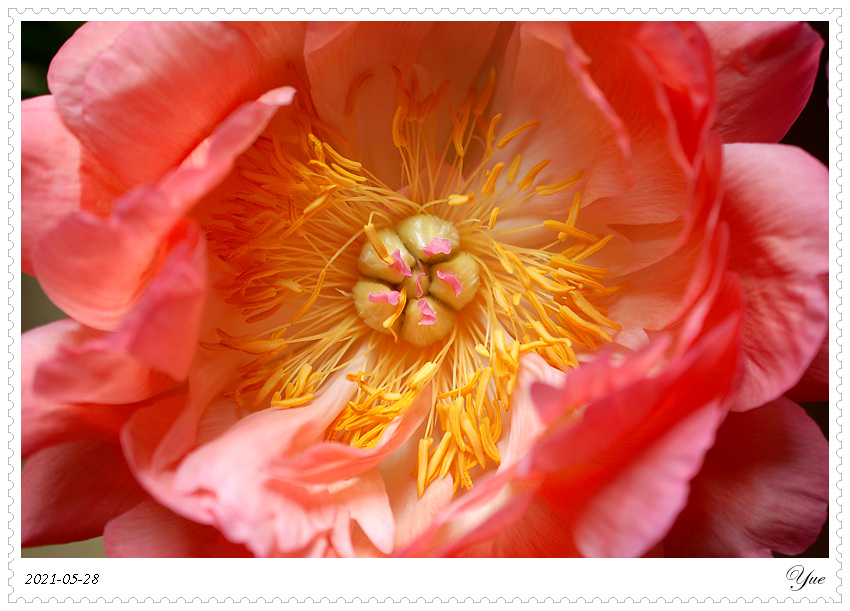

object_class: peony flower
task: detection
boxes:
[21,21,829,558]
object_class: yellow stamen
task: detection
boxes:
[517,159,552,191]
[497,120,540,149]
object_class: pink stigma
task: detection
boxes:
[369,290,401,305]
[436,269,463,297]
[415,273,427,298]
[389,250,413,277]
[417,299,437,325]
[423,237,452,257]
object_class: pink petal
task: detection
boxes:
[662,397,828,556]
[304,23,499,186]
[398,354,559,557]
[32,221,206,403]
[21,320,157,458]
[389,249,413,278]
[32,87,293,331]
[721,143,829,410]
[46,21,132,141]
[786,331,829,403]
[435,269,462,297]
[492,22,632,221]
[22,441,146,547]
[21,96,125,275]
[368,290,401,305]
[103,498,252,557]
[530,292,742,557]
[124,369,396,557]
[329,468,395,555]
[50,22,286,185]
[423,237,452,257]
[565,23,720,275]
[700,22,824,144]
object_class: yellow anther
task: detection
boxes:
[493,282,514,315]
[475,344,491,358]
[425,432,454,483]
[535,170,585,196]
[573,234,614,262]
[492,242,515,274]
[364,222,394,265]
[474,367,492,414]
[331,163,367,183]
[571,291,621,330]
[448,193,474,206]
[392,106,408,148]
[567,191,581,226]
[303,186,339,215]
[481,163,504,196]
[461,411,486,467]
[417,437,432,498]
[479,416,501,463]
[449,397,467,452]
[485,113,502,156]
[439,445,458,478]
[473,67,497,116]
[530,320,571,346]
[488,207,500,230]
[382,286,407,329]
[506,154,522,184]
[290,363,313,397]
[557,305,612,341]
[271,393,315,408]
[291,268,325,325]
[517,159,552,191]
[497,120,540,149]
[323,144,362,173]
[407,361,438,390]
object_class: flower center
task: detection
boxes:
[354,214,480,347]
[205,66,621,498]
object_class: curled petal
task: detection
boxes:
[700,21,824,143]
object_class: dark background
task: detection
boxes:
[20,21,831,558]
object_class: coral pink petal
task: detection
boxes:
[722,143,829,410]
[304,22,431,183]
[786,332,829,402]
[126,370,395,556]
[304,23,499,185]
[398,354,558,556]
[21,96,125,275]
[329,468,395,555]
[56,22,283,185]
[32,222,205,405]
[700,21,824,144]
[104,498,252,557]
[492,22,631,220]
[108,220,208,380]
[663,397,829,556]
[565,23,720,275]
[269,386,431,484]
[46,21,132,139]
[22,319,157,457]
[573,403,726,557]
[32,88,293,331]
[22,441,146,547]
[531,296,741,557]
